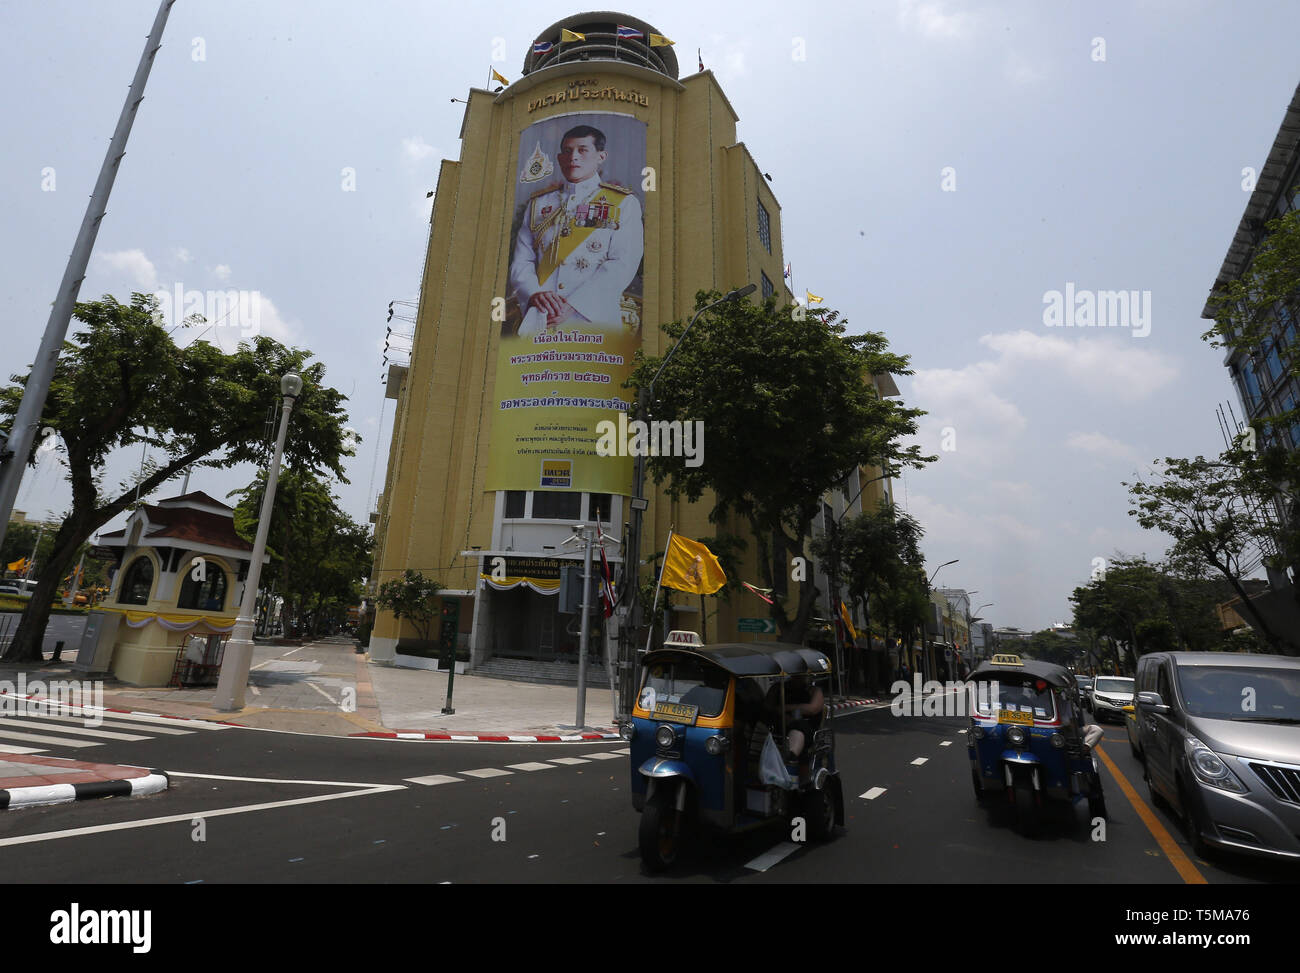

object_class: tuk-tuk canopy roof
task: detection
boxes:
[968,657,1073,688]
[644,642,832,677]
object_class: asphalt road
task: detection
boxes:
[1,701,1297,884]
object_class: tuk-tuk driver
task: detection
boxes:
[784,675,827,763]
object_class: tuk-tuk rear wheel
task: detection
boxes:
[639,787,683,872]
[803,786,836,841]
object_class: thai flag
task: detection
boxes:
[533,40,554,54]
[599,544,617,618]
[617,26,644,40]
[783,263,791,279]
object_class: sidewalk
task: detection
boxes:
[0,636,888,743]
[0,754,167,809]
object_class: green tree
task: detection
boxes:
[229,470,372,638]
[1125,456,1295,652]
[0,293,354,661]
[374,569,444,648]
[628,291,934,644]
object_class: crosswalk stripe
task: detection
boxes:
[5,712,193,735]
[461,768,512,779]
[0,717,151,742]
[506,762,555,771]
[0,696,229,730]
[744,842,801,872]
[861,786,887,800]
[404,775,462,786]
[0,729,100,748]
[547,757,589,766]
[578,752,622,760]
[0,744,47,755]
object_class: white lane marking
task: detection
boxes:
[578,752,622,760]
[0,729,99,748]
[166,771,398,788]
[0,785,405,848]
[404,775,463,786]
[744,842,802,872]
[249,685,261,697]
[911,757,929,766]
[0,743,46,754]
[861,787,887,800]
[547,757,590,766]
[506,762,555,771]
[283,647,303,656]
[461,768,512,779]
[609,747,631,755]
[957,729,967,734]
[939,741,952,747]
[0,718,150,742]
[306,682,339,706]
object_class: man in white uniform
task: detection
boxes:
[509,124,644,335]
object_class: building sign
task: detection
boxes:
[526,78,651,113]
[487,110,645,496]
[479,556,568,593]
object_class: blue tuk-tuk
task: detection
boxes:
[967,654,1107,833]
[622,641,845,871]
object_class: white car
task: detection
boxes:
[1091,676,1135,723]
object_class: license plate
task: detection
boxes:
[652,702,699,724]
[998,709,1033,725]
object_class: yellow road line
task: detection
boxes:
[1094,744,1207,885]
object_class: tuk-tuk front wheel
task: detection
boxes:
[639,786,684,872]
[971,766,985,803]
[802,785,836,842]
[1012,779,1040,836]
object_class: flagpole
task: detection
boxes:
[644,528,672,654]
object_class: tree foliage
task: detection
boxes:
[374,569,444,646]
[628,291,935,643]
[228,469,372,638]
[0,293,355,661]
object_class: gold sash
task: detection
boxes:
[534,188,626,286]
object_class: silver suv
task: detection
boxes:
[1135,652,1300,860]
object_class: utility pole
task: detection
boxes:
[0,0,176,554]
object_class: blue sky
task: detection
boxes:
[2,0,1297,630]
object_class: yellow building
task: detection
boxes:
[369,14,894,677]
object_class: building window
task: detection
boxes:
[177,565,227,611]
[757,200,771,253]
[504,491,526,518]
[761,271,774,299]
[117,557,154,606]
[531,491,582,521]
[587,493,612,522]
[1240,363,1262,409]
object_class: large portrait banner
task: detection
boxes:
[486,110,646,496]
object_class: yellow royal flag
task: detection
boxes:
[649,33,675,47]
[561,28,586,42]
[840,601,858,642]
[7,557,27,573]
[660,534,726,595]
[491,67,510,85]
[806,290,823,305]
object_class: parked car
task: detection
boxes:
[1075,674,1094,698]
[1090,675,1135,723]
[1133,651,1300,860]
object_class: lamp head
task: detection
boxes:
[281,372,303,398]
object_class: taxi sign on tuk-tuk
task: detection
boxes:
[991,654,1024,667]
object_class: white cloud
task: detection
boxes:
[897,0,973,38]
[1004,52,1044,85]
[1065,431,1142,464]
[249,293,295,342]
[212,264,232,282]
[402,136,438,165]
[978,330,1178,403]
[97,249,158,290]
[174,247,193,263]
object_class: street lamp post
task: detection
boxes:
[213,372,303,712]
[620,284,755,718]
[922,560,958,682]
[971,603,993,661]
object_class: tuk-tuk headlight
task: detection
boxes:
[971,726,985,740]
[619,721,635,741]
[1006,726,1026,746]
[1050,733,1065,749]
[655,725,677,749]
[705,734,729,755]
